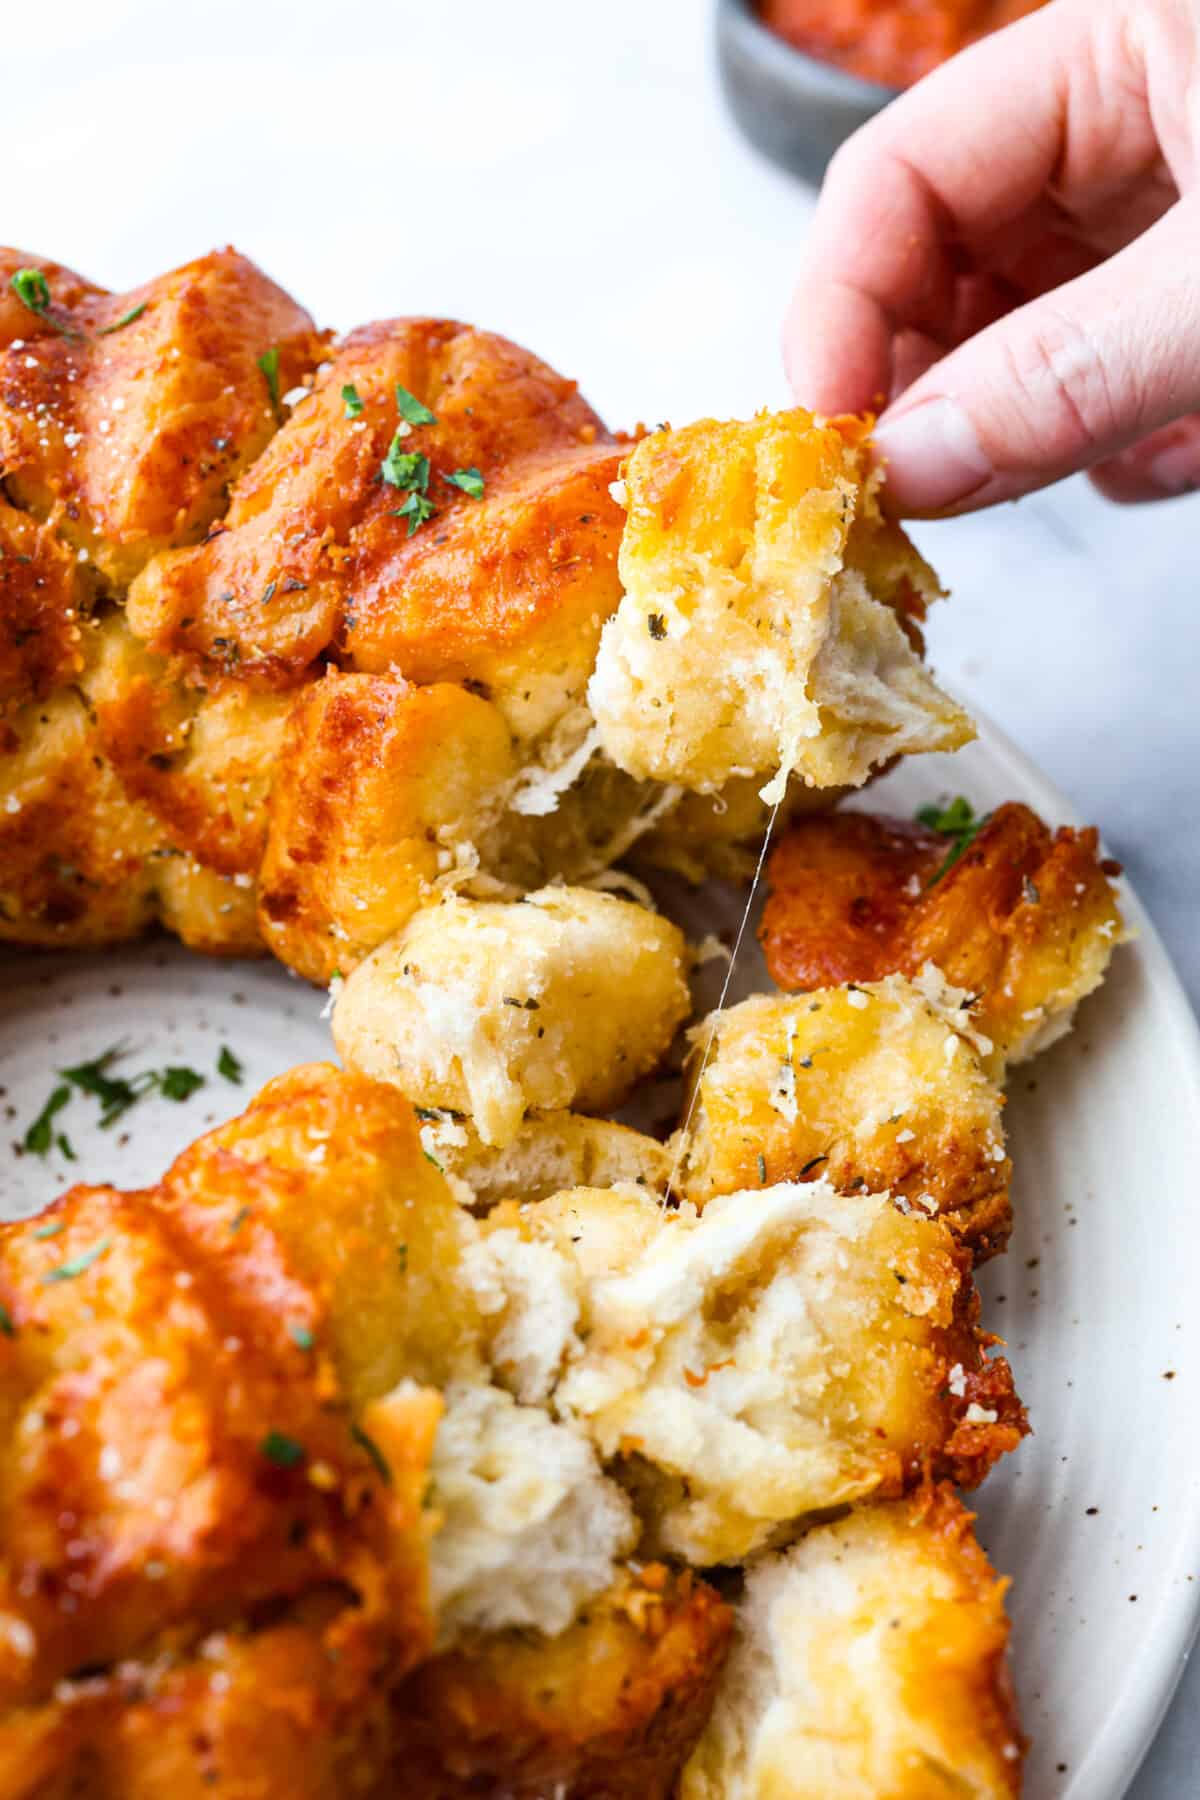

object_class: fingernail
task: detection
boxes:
[1147,441,1200,495]
[872,397,993,513]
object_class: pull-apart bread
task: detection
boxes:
[0,245,967,972]
[1,245,1135,1800]
[761,803,1126,1068]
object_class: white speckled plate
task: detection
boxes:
[2,714,1198,1800]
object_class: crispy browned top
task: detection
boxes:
[125,317,619,689]
[0,249,106,347]
[761,801,1124,1059]
[0,1065,452,1717]
[0,498,94,710]
[0,246,325,585]
[394,1567,733,1800]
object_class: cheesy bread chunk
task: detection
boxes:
[0,247,324,585]
[126,317,625,723]
[679,976,1011,1260]
[476,1181,1025,1564]
[430,1109,672,1212]
[394,1567,732,1800]
[762,802,1126,1065]
[681,1489,1023,1800]
[333,887,690,1147]
[588,411,972,802]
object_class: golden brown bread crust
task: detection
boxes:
[257,670,519,982]
[2,1594,402,1800]
[0,249,106,349]
[0,1181,433,1712]
[161,1062,483,1399]
[680,1486,1024,1800]
[0,498,96,711]
[125,317,621,708]
[0,246,325,587]
[392,1567,732,1800]
[679,979,1013,1261]
[761,802,1125,1064]
[0,1064,478,1793]
[86,613,296,876]
[0,687,163,947]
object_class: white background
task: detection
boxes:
[5,0,1197,1790]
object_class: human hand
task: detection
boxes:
[783,0,1200,513]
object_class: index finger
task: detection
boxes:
[783,0,1163,413]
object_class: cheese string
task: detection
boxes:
[666,798,783,1202]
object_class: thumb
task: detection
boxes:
[870,199,1200,516]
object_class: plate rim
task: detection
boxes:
[945,710,1200,1800]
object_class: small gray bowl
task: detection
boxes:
[716,0,898,187]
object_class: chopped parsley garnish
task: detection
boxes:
[260,1430,305,1468]
[96,302,147,336]
[43,1238,110,1284]
[23,1084,70,1155]
[262,580,276,604]
[59,1043,151,1127]
[9,267,80,339]
[394,382,437,427]
[217,1046,244,1085]
[391,492,437,536]
[33,1219,65,1239]
[258,346,281,411]
[230,1205,251,1234]
[352,1422,392,1484]
[25,1043,212,1139]
[442,466,484,498]
[0,1302,14,1337]
[341,382,364,418]
[289,1322,315,1351]
[160,1066,205,1103]
[915,796,988,887]
[647,613,667,640]
[757,1152,767,1185]
[1022,876,1041,906]
[10,268,51,315]
[798,1153,829,1177]
[397,1244,409,1272]
[381,444,430,491]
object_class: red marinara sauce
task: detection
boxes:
[758,0,1049,88]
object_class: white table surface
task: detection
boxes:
[7,0,1198,1790]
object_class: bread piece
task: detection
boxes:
[681,1488,1023,1799]
[762,802,1127,1065]
[0,247,105,348]
[588,411,971,801]
[0,1591,403,1800]
[0,498,95,713]
[0,247,324,585]
[477,1182,1025,1564]
[0,1168,438,1710]
[393,1566,732,1800]
[433,1110,671,1211]
[127,317,622,722]
[161,1062,483,1401]
[153,853,264,956]
[679,976,1011,1260]
[0,685,163,947]
[86,613,296,876]
[333,887,690,1147]
[427,1379,636,1646]
[257,670,520,982]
